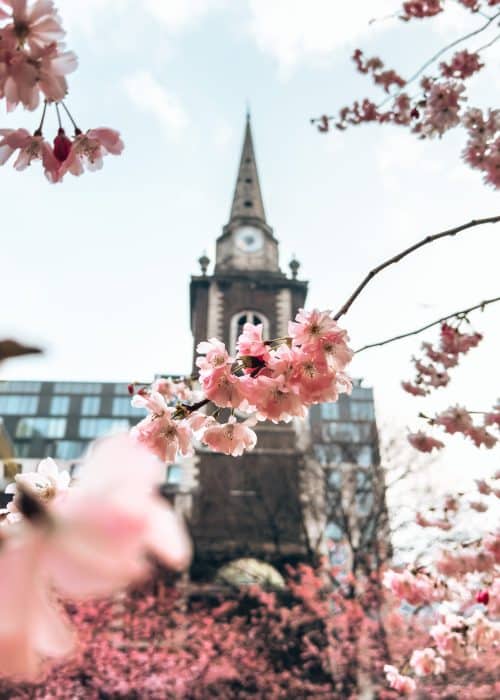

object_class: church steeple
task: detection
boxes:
[229,113,266,225]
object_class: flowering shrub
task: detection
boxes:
[382,469,500,695]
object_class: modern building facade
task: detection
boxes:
[0,115,387,578]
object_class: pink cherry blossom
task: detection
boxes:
[0,127,59,181]
[152,377,192,402]
[402,380,428,396]
[407,430,444,452]
[290,351,345,404]
[466,426,497,449]
[430,619,464,657]
[196,337,231,372]
[317,327,353,370]
[401,1,443,21]
[440,323,482,355]
[421,81,466,137]
[384,664,416,694]
[475,479,492,496]
[288,308,338,349]
[131,406,193,464]
[200,364,248,410]
[241,375,306,423]
[469,500,488,513]
[440,50,483,80]
[0,0,65,52]
[435,405,473,434]
[0,41,76,111]
[0,435,192,681]
[24,435,190,597]
[236,322,271,363]
[201,416,257,456]
[58,127,123,177]
[5,456,70,518]
[410,647,445,676]
[0,535,75,681]
[383,569,437,606]
[484,407,500,428]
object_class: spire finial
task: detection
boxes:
[246,102,251,122]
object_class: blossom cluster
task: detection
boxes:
[130,309,353,463]
[409,402,499,453]
[462,107,500,188]
[383,568,443,606]
[0,0,76,111]
[416,473,500,534]
[0,435,191,680]
[400,0,499,21]
[402,321,482,398]
[352,49,406,93]
[312,0,500,188]
[0,126,124,182]
[0,1,124,182]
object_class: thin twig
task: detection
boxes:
[333,215,500,322]
[355,295,500,353]
[476,31,500,52]
[34,100,48,136]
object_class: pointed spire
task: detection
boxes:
[229,113,266,224]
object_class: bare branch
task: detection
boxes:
[333,215,500,321]
[355,295,500,354]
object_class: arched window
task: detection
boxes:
[230,310,269,354]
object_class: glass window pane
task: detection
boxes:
[320,403,340,420]
[13,441,31,458]
[327,469,341,488]
[55,441,86,460]
[0,382,41,394]
[81,397,101,416]
[350,401,375,421]
[0,395,38,415]
[50,396,70,416]
[79,418,129,439]
[356,446,373,467]
[54,382,102,394]
[112,397,145,417]
[167,464,182,485]
[114,383,131,395]
[15,418,66,439]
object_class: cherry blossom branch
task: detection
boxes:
[332,215,500,321]
[355,295,500,353]
[378,10,500,108]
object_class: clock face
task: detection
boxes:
[234,226,264,253]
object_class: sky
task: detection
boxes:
[1,0,499,488]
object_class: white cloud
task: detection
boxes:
[144,0,227,31]
[122,71,188,138]
[246,0,397,75]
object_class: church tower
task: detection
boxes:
[188,116,316,579]
[190,114,308,366]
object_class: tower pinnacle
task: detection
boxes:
[229,115,266,224]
